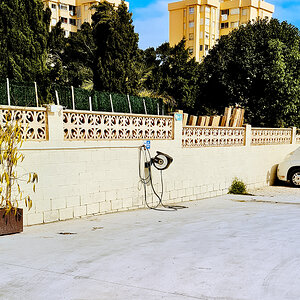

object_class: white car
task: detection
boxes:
[277,147,300,187]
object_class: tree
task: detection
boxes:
[198,19,300,127]
[142,40,201,113]
[62,22,94,88]
[61,1,141,94]
[91,1,140,94]
[47,21,66,83]
[0,0,50,81]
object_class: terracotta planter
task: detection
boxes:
[0,208,23,236]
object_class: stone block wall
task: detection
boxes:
[1,105,298,226]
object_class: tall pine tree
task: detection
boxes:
[91,1,140,94]
[0,0,50,81]
[63,22,95,88]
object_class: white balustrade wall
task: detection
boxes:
[1,105,300,226]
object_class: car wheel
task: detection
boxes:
[289,168,300,187]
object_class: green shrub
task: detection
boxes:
[228,178,248,195]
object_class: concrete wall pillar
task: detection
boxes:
[45,105,64,145]
[291,127,297,145]
[244,124,252,147]
[173,112,183,149]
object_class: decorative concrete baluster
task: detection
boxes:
[182,126,245,148]
[63,110,174,141]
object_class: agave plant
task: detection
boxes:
[0,112,38,213]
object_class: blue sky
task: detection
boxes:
[129,0,300,50]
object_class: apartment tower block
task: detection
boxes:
[168,0,274,61]
[43,0,129,37]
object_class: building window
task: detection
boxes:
[189,21,194,28]
[205,45,209,51]
[200,45,203,51]
[51,4,56,9]
[231,21,239,28]
[51,18,57,26]
[200,18,204,25]
[64,30,70,38]
[183,9,186,17]
[205,7,210,13]
[200,31,203,39]
[69,19,76,26]
[188,47,194,54]
[231,8,240,15]
[205,18,210,26]
[60,17,67,24]
[212,8,216,17]
[221,9,229,15]
[189,7,194,14]
[221,14,228,21]
[221,22,229,29]
[69,5,76,16]
[242,8,248,16]
[84,5,88,11]
[189,33,194,40]
[205,32,209,39]
[184,23,186,30]
[59,4,68,10]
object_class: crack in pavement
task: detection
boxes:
[1,261,244,300]
[230,199,300,206]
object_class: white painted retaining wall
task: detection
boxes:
[2,105,298,226]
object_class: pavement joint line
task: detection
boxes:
[1,261,243,300]
[230,199,300,205]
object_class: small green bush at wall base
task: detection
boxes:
[228,178,248,195]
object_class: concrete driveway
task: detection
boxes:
[1,186,300,300]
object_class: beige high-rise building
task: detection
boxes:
[43,0,129,37]
[168,0,274,61]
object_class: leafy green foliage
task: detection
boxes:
[130,95,146,114]
[111,93,130,113]
[0,80,8,105]
[51,84,72,108]
[228,178,248,195]
[63,22,95,88]
[92,91,111,112]
[198,19,300,127]
[0,0,50,82]
[46,21,67,84]
[0,113,38,212]
[142,40,201,113]
[10,81,36,107]
[62,2,140,95]
[48,83,163,114]
[73,87,91,111]
[0,80,36,107]
[91,2,140,94]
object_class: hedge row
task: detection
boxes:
[0,80,36,107]
[0,80,167,115]
[51,85,166,115]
